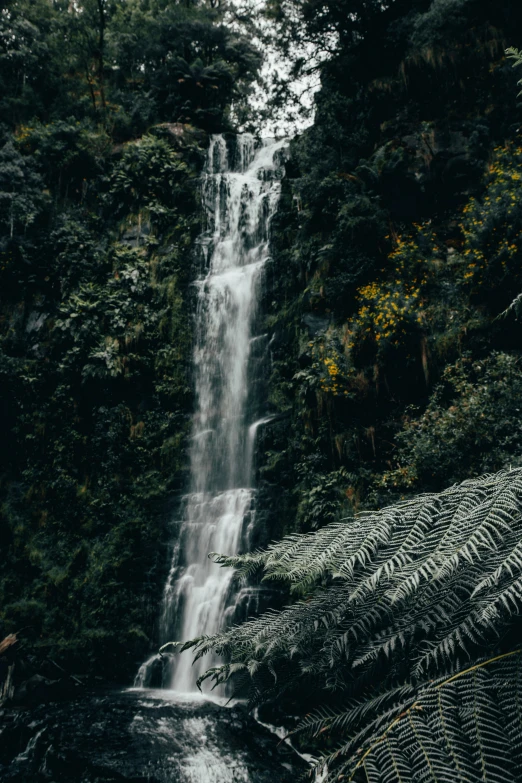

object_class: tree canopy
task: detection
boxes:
[0,0,261,134]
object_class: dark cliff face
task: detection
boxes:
[0,123,206,682]
[256,0,522,538]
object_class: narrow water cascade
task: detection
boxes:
[137,134,287,693]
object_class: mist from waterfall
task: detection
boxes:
[136,134,287,692]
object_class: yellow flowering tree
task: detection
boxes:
[297,333,351,399]
[346,226,437,355]
[459,143,522,298]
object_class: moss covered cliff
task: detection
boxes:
[257,1,522,533]
[0,0,259,681]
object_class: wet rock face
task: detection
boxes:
[0,689,304,783]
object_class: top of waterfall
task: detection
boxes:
[206,134,288,175]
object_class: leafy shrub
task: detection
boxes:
[381,352,522,492]
[458,142,522,308]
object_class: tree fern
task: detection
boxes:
[168,468,522,780]
[307,653,522,782]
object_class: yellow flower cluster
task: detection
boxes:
[387,235,417,261]
[355,281,423,342]
[459,143,522,286]
[347,227,434,348]
[15,125,33,142]
[307,340,349,396]
[320,355,347,395]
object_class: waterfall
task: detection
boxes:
[136,134,287,692]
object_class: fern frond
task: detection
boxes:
[200,470,522,690]
[318,653,522,782]
[167,469,522,781]
[459,667,516,782]
[506,46,522,96]
[431,686,478,783]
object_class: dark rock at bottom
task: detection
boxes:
[0,688,306,782]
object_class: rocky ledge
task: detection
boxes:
[0,688,307,783]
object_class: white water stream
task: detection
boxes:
[137,134,287,693]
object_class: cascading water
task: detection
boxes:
[137,134,287,693]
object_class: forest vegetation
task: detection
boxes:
[3,0,522,780]
[190,2,522,780]
[0,0,260,678]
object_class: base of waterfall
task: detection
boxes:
[0,687,305,782]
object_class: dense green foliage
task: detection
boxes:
[181,468,522,781]
[258,0,522,533]
[4,0,522,776]
[1,0,260,134]
[172,1,522,779]
[0,0,260,679]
